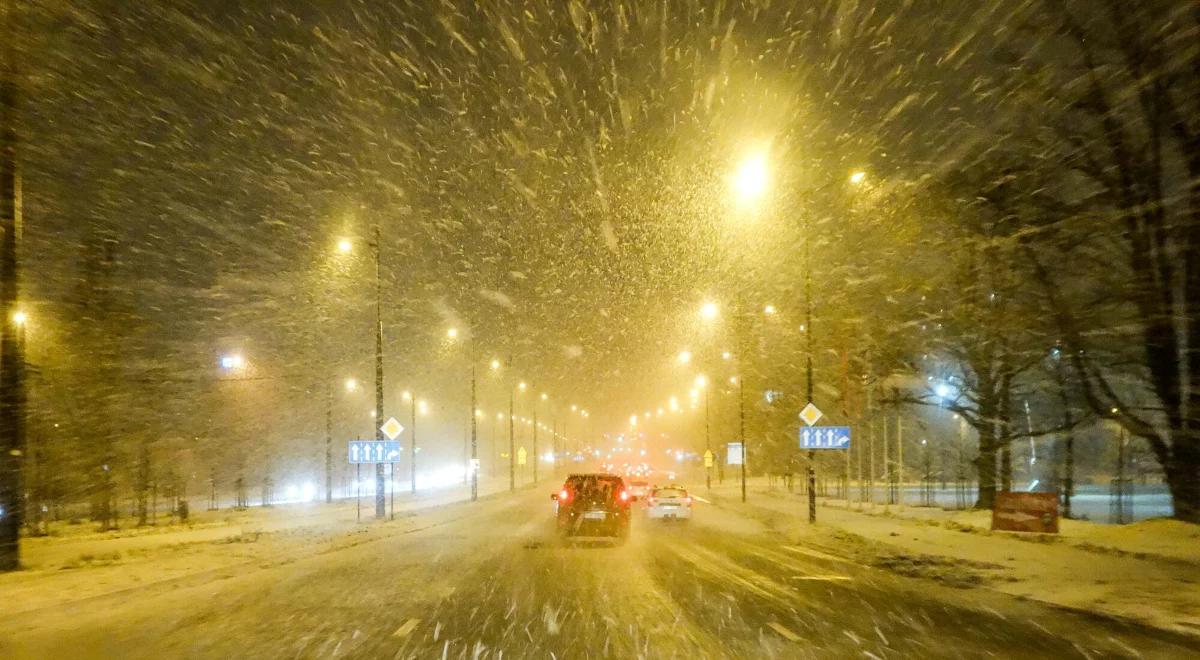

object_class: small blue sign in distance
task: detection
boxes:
[348,440,403,464]
[799,426,851,450]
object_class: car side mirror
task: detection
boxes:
[550,493,558,501]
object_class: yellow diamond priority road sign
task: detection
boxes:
[380,417,404,440]
[799,402,823,427]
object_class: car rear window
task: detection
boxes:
[653,488,686,498]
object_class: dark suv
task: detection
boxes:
[551,473,631,542]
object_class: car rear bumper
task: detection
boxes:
[646,506,691,520]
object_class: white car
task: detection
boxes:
[645,486,692,522]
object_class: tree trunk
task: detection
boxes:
[1164,436,1200,523]
[974,425,998,509]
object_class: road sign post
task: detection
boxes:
[799,403,824,524]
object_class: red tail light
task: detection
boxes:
[559,489,570,502]
[619,490,630,502]
[685,496,693,506]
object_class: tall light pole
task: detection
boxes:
[534,392,547,484]
[804,203,817,523]
[0,0,23,571]
[507,355,515,492]
[370,224,386,519]
[404,391,416,495]
[448,328,480,502]
[705,383,712,490]
[470,364,478,500]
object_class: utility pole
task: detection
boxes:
[897,416,904,507]
[705,385,711,490]
[470,362,477,501]
[372,224,385,519]
[532,406,538,484]
[325,382,333,503]
[739,376,746,503]
[409,393,417,495]
[0,0,23,571]
[804,213,816,524]
[507,355,515,492]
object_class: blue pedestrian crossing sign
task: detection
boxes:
[799,426,851,450]
[348,440,403,464]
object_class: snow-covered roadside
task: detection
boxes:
[1,476,523,617]
[696,477,1200,638]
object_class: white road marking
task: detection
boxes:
[393,618,420,638]
[767,621,803,642]
[783,545,855,564]
[691,495,711,504]
[790,575,852,581]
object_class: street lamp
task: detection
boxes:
[732,151,770,205]
[677,350,692,365]
[344,378,357,392]
[446,327,480,500]
[849,170,867,185]
[700,301,719,321]
[219,354,244,371]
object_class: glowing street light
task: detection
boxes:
[695,374,708,389]
[732,151,770,205]
[677,350,692,365]
[344,377,358,392]
[219,354,244,370]
[540,393,548,401]
[849,170,867,185]
[669,396,680,412]
[12,311,26,326]
[700,301,719,321]
[763,304,777,315]
[401,390,412,401]
[417,399,429,415]
[722,351,732,360]
[447,327,459,339]
[518,381,527,392]
[490,358,501,370]
[337,238,353,254]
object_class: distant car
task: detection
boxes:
[552,473,632,542]
[645,485,692,522]
[627,480,650,501]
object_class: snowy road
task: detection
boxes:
[3,488,1197,659]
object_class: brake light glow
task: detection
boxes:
[685,496,693,506]
[619,490,630,502]
[559,489,570,502]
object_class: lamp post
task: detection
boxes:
[403,390,417,495]
[371,225,386,519]
[448,328,480,502]
[534,392,548,484]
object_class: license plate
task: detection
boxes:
[583,511,606,520]
[662,503,678,507]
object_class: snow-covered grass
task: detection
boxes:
[1,475,527,617]
[694,476,1200,638]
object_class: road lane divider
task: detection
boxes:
[766,622,803,642]
[783,544,856,565]
[393,618,421,638]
